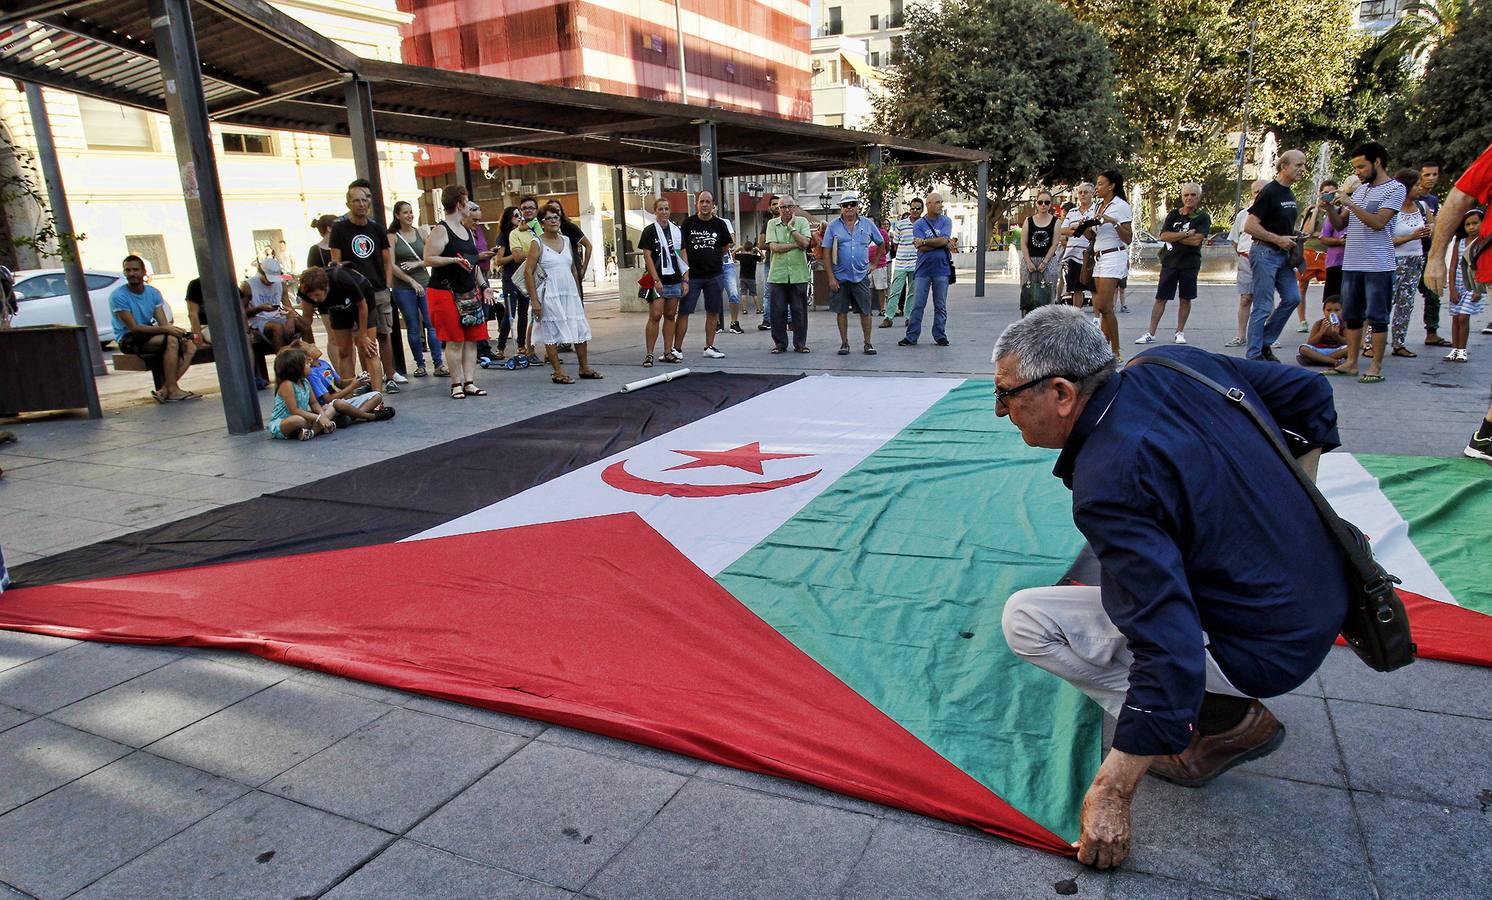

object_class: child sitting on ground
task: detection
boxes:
[298,338,393,425]
[267,346,337,441]
[1297,295,1349,367]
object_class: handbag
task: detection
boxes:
[1127,354,1415,672]
[452,288,486,327]
[1020,275,1053,312]
[1286,233,1307,270]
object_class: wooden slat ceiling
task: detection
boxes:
[0,0,985,176]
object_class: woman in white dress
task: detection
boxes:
[525,208,601,384]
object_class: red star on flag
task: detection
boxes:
[664,442,812,476]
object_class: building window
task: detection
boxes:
[827,6,842,34]
[870,14,880,29]
[125,234,170,276]
[221,132,274,155]
[890,0,905,28]
[78,97,156,150]
[505,161,579,198]
[1356,0,1400,21]
[870,51,881,67]
[822,115,845,127]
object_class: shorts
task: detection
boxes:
[1341,270,1393,331]
[680,274,724,316]
[249,311,287,338]
[829,278,873,316]
[345,390,382,410]
[118,331,159,356]
[372,289,394,336]
[657,281,684,301]
[871,267,889,291]
[1300,248,1327,282]
[1155,265,1200,302]
[428,286,489,342]
[1092,248,1128,280]
[326,303,361,332]
[1064,259,1092,295]
[739,278,757,296]
[1236,255,1253,294]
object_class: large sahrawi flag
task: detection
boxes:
[3,374,1490,855]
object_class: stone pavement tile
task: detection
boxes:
[0,750,247,897]
[1105,870,1250,898]
[539,725,703,776]
[0,549,40,567]
[0,631,77,673]
[1330,699,1492,809]
[1126,775,1374,898]
[589,778,875,900]
[151,473,274,505]
[694,762,887,816]
[1244,694,1346,788]
[175,646,300,678]
[325,840,572,899]
[265,708,528,832]
[0,514,126,556]
[400,694,549,737]
[0,718,129,815]
[411,741,685,891]
[1354,792,1492,900]
[50,656,287,747]
[292,667,420,705]
[834,817,1094,900]
[0,705,31,735]
[1318,649,1492,720]
[147,680,391,786]
[73,790,391,900]
[0,641,181,714]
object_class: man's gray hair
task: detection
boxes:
[992,306,1119,391]
[1180,182,1203,195]
[1076,182,1094,192]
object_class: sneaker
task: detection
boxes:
[1174,332,1187,345]
[383,381,401,394]
[1466,427,1492,462]
[702,346,725,359]
[1260,345,1278,363]
[1453,349,1469,362]
[672,348,686,360]
[1134,333,1156,345]
[838,345,850,355]
[1445,348,1460,361]
[1119,304,1130,313]
[1297,320,1309,332]
[879,318,893,328]
[898,338,915,346]
[758,322,771,331]
[434,364,451,377]
[715,324,724,334]
[934,337,950,346]
[729,322,744,335]
[1225,337,1245,347]
[1482,323,1492,335]
[412,365,428,377]
[392,371,409,384]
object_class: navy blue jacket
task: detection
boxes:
[1053,346,1349,756]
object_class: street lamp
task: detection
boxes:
[819,190,832,210]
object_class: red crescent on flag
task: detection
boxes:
[601,460,822,497]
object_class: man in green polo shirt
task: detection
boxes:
[766,195,812,353]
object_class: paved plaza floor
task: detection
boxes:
[1,279,1489,898]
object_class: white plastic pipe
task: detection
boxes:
[620,367,692,393]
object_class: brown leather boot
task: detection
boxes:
[1147,699,1285,788]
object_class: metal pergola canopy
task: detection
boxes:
[0,1,986,176]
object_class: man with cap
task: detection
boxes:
[822,191,885,355]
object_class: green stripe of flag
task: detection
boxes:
[717,379,1102,842]
[1355,454,1492,617]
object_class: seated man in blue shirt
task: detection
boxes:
[110,254,197,402]
[992,305,1349,869]
[821,191,884,355]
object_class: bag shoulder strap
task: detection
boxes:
[1125,354,1385,585]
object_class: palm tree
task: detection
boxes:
[1374,0,1461,71]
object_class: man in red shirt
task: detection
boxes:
[1425,142,1492,462]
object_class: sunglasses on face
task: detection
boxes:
[1036,200,1051,205]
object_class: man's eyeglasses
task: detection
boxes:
[994,373,1072,405]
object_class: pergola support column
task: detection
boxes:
[23,81,105,382]
[974,160,989,298]
[148,0,260,434]
[698,121,719,204]
[612,167,629,266]
[344,77,403,373]
[454,149,473,198]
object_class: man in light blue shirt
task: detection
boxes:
[110,254,197,401]
[821,191,884,355]
[902,193,955,347]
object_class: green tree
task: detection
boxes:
[1059,0,1358,187]
[1273,33,1413,152]
[870,0,1127,210]
[1374,0,1461,70]
[1386,0,1492,177]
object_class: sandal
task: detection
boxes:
[642,354,654,368]
[1358,373,1385,383]
[838,345,850,355]
[463,382,488,397]
[1323,367,1355,377]
[1391,346,1417,358]
[864,344,877,355]
[298,428,315,441]
[450,384,466,399]
[1424,335,1452,347]
[579,370,604,379]
[150,390,166,404]
[551,373,575,384]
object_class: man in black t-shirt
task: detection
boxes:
[1138,184,1211,346]
[329,179,398,391]
[1243,150,1307,361]
[680,191,735,360]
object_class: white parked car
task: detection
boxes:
[6,268,173,346]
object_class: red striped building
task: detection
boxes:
[397,0,813,120]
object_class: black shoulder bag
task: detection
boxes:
[1127,354,1416,672]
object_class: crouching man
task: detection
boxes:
[992,305,1349,869]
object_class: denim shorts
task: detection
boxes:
[657,282,684,300]
[1341,270,1392,331]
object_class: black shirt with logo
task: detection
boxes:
[638,221,685,285]
[328,218,390,291]
[680,215,734,279]
[1160,208,1212,268]
[1248,181,1299,241]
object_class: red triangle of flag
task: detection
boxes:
[0,512,1070,854]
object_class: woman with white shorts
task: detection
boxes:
[1083,170,1133,359]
